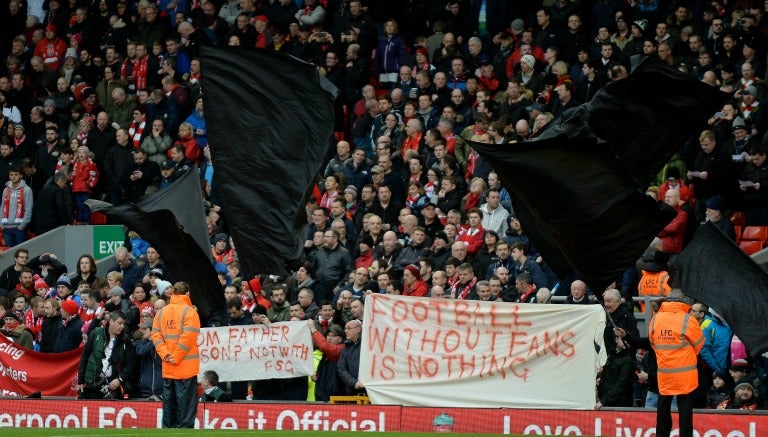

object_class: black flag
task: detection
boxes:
[201,46,338,278]
[86,168,225,325]
[469,60,728,291]
[676,223,768,357]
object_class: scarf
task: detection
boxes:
[464,191,481,211]
[13,135,25,149]
[134,56,148,90]
[128,120,145,148]
[741,101,758,119]
[2,182,25,224]
[454,276,478,300]
[77,130,89,147]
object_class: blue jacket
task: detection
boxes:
[134,339,163,396]
[700,314,733,373]
[52,315,84,353]
[375,35,406,75]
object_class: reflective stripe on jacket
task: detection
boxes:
[649,301,704,395]
[151,294,200,379]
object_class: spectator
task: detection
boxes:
[1,166,33,247]
[337,319,364,395]
[77,311,135,399]
[53,299,84,353]
[134,318,163,400]
[199,370,232,402]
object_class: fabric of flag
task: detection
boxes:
[675,222,768,357]
[468,59,728,291]
[85,168,225,325]
[201,46,338,278]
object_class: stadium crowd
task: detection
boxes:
[0,0,767,410]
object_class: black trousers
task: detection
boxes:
[656,392,694,437]
[162,376,198,428]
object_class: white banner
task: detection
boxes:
[197,322,313,382]
[360,295,607,408]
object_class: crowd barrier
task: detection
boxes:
[0,398,764,434]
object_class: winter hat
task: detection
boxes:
[35,278,48,290]
[45,24,57,33]
[64,48,77,59]
[141,306,155,317]
[149,268,164,278]
[3,312,21,323]
[344,185,358,198]
[742,85,758,97]
[520,54,536,69]
[434,231,450,244]
[56,274,72,289]
[109,286,125,297]
[707,195,726,212]
[731,358,750,370]
[156,280,173,296]
[732,117,747,131]
[666,167,681,180]
[734,380,755,393]
[61,299,79,315]
[633,19,648,32]
[404,264,421,280]
[43,98,56,108]
[415,47,429,57]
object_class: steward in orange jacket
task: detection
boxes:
[649,290,704,437]
[151,282,200,428]
[152,293,200,379]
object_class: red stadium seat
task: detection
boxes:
[734,226,742,244]
[741,226,768,245]
[740,240,763,255]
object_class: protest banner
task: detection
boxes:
[0,335,80,397]
[197,322,313,382]
[360,295,607,408]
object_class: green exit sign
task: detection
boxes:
[93,225,125,260]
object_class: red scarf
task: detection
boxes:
[77,130,89,147]
[464,192,481,210]
[13,135,25,149]
[129,120,145,148]
[134,56,148,90]
[2,182,25,224]
[24,310,44,341]
[453,276,478,300]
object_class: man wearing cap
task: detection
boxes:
[152,281,200,428]
[78,311,135,399]
[134,317,163,399]
[403,263,429,296]
[738,84,761,123]
[53,299,84,352]
[309,319,345,401]
[211,233,232,264]
[649,289,704,437]
[698,195,736,240]
[107,286,139,331]
[2,312,33,348]
[159,159,175,188]
[33,24,67,71]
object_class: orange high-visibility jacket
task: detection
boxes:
[151,294,201,379]
[649,301,705,395]
[638,270,672,311]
